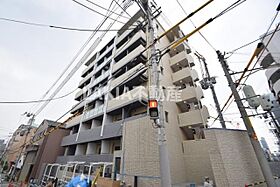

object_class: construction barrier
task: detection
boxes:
[245,176,280,187]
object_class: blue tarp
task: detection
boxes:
[66,176,90,187]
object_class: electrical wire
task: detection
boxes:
[0,89,77,104]
[176,0,217,52]
[168,0,247,50]
[84,0,131,19]
[112,0,132,18]
[224,12,280,112]
[1,0,253,155]
[228,16,280,54]
[0,17,132,32]
[210,6,280,125]
[72,0,127,25]
[33,0,122,116]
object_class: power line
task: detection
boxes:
[211,8,280,125]
[160,0,248,55]
[0,89,77,104]
[176,0,217,52]
[84,0,130,19]
[72,0,127,24]
[228,14,280,54]
[0,17,133,32]
[33,0,121,116]
[113,0,132,18]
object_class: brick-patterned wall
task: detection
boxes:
[182,129,266,187]
[183,139,216,185]
[122,116,160,186]
[206,129,266,187]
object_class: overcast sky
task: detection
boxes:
[0,0,279,150]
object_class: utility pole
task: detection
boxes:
[140,0,172,186]
[195,52,226,128]
[217,51,276,187]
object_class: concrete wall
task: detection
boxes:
[182,129,266,187]
[183,139,215,185]
[122,116,161,186]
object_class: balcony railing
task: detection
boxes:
[56,154,114,164]
[177,86,204,103]
[66,115,82,129]
[96,45,114,64]
[273,79,280,95]
[94,58,111,75]
[107,86,147,112]
[74,89,84,100]
[90,70,110,88]
[112,45,147,73]
[71,101,85,113]
[178,106,209,127]
[61,122,122,146]
[172,67,199,85]
[115,30,146,56]
[87,85,109,103]
[170,51,194,72]
[83,104,104,122]
[111,63,146,89]
[78,71,94,88]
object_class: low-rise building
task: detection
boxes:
[18,119,70,183]
[2,124,36,179]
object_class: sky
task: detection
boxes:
[0,0,279,150]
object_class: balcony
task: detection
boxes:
[74,89,84,100]
[56,154,114,164]
[170,51,195,72]
[87,85,109,103]
[66,115,82,129]
[273,79,280,96]
[117,17,144,43]
[97,45,114,63]
[177,86,204,103]
[172,67,199,86]
[25,144,39,152]
[83,104,104,122]
[169,43,192,57]
[89,70,110,88]
[178,106,209,127]
[112,45,147,73]
[115,30,146,56]
[71,101,85,113]
[266,67,280,83]
[78,71,94,88]
[82,62,95,78]
[95,58,111,75]
[107,86,147,112]
[260,52,275,68]
[61,122,122,146]
[111,63,147,89]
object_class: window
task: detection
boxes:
[160,66,164,75]
[114,146,121,151]
[162,87,166,98]
[165,111,169,123]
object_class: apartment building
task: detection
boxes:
[54,10,268,186]
[55,10,208,185]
